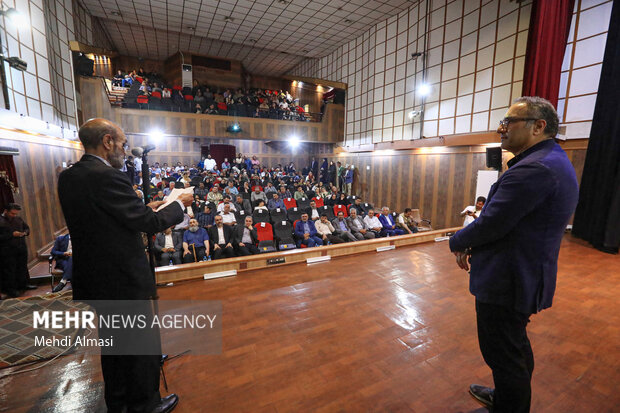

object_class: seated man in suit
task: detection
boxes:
[397,208,419,234]
[347,208,375,240]
[378,207,405,237]
[363,209,384,237]
[154,226,183,266]
[234,194,252,215]
[51,233,73,292]
[352,198,367,215]
[315,214,345,244]
[208,214,235,259]
[294,212,323,247]
[267,192,286,210]
[331,211,358,242]
[232,216,259,256]
[182,219,210,262]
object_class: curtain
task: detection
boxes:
[521,0,575,107]
[0,154,18,211]
[208,144,236,171]
[572,1,620,254]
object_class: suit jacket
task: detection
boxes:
[347,216,367,232]
[208,225,233,247]
[331,218,352,233]
[449,140,579,314]
[51,234,71,259]
[295,220,318,238]
[154,232,183,253]
[378,214,396,229]
[58,154,184,300]
[231,224,258,245]
[234,199,252,215]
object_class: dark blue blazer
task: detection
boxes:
[295,220,318,238]
[449,140,579,314]
[378,214,396,229]
[51,234,71,258]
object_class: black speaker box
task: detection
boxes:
[486,147,502,170]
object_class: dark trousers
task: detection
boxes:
[159,251,182,266]
[324,234,345,244]
[183,245,206,263]
[476,300,534,413]
[2,247,30,292]
[212,244,234,260]
[56,256,73,282]
[236,243,259,256]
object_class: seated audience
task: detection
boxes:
[363,209,384,237]
[331,211,357,242]
[254,199,268,212]
[232,216,260,256]
[219,204,237,226]
[315,214,345,244]
[461,196,486,227]
[378,207,405,237]
[204,155,217,172]
[197,204,215,229]
[294,213,323,247]
[207,186,223,203]
[182,219,210,262]
[267,193,286,210]
[154,227,183,266]
[347,208,375,240]
[217,196,237,213]
[294,186,306,200]
[264,182,277,194]
[397,208,419,234]
[51,233,73,292]
[208,215,235,259]
[234,194,252,215]
[195,182,208,199]
[251,187,267,205]
[163,181,175,196]
[307,200,320,221]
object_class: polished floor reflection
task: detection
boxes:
[1,235,618,412]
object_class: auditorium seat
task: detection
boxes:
[297,197,310,210]
[283,198,296,209]
[253,209,270,224]
[318,205,334,221]
[273,220,295,251]
[333,204,348,218]
[287,207,302,223]
[269,208,286,223]
[410,209,432,232]
[256,222,276,253]
[234,209,248,224]
[312,197,324,207]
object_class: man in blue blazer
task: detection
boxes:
[378,207,405,237]
[449,97,579,412]
[51,233,73,292]
[294,212,323,247]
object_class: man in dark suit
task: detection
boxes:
[378,207,405,237]
[58,118,193,413]
[0,203,36,297]
[449,97,579,413]
[51,233,73,292]
[207,214,234,259]
[232,216,259,256]
[154,227,183,266]
[294,212,323,247]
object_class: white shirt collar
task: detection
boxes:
[85,153,112,167]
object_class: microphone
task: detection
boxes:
[131,144,156,157]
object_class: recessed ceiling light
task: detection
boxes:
[224,16,234,23]
[278,0,290,4]
[187,26,195,31]
[110,10,121,16]
[249,38,257,42]
[344,19,353,24]
[302,49,309,53]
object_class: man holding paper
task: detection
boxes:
[58,118,192,413]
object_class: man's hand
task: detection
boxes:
[225,243,232,249]
[183,249,190,256]
[147,200,165,210]
[178,193,194,206]
[12,231,23,237]
[239,242,245,247]
[214,244,220,250]
[454,251,471,271]
[63,251,72,257]
[304,233,310,240]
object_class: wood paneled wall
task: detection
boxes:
[334,145,587,230]
[0,131,83,263]
[79,77,345,143]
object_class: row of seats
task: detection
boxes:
[230,203,374,225]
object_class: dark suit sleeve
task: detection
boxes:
[51,238,64,257]
[449,162,556,252]
[294,222,304,238]
[96,169,184,234]
[153,235,164,253]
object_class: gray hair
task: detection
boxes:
[349,207,357,213]
[514,96,559,138]
[78,119,118,149]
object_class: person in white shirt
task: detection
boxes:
[363,209,383,237]
[315,214,345,244]
[151,173,162,186]
[217,196,237,213]
[461,196,486,227]
[204,155,217,172]
[219,204,237,226]
[308,200,320,221]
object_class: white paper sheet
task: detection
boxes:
[156,187,194,211]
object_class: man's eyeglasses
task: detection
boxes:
[498,117,538,129]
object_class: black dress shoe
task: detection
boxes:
[469,384,494,409]
[5,290,20,298]
[52,282,66,293]
[24,284,38,290]
[151,394,178,413]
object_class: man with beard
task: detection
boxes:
[182,218,210,262]
[0,203,36,297]
[58,118,193,413]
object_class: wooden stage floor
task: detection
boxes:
[1,235,618,412]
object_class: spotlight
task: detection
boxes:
[408,110,421,119]
[418,84,431,96]
[2,8,29,27]
[289,136,300,148]
[150,130,164,143]
[226,123,242,133]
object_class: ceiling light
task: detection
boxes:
[110,10,121,16]
[187,26,195,31]
[289,136,300,148]
[249,38,257,43]
[278,0,290,4]
[150,130,164,144]
[302,49,309,53]
[2,8,28,26]
[344,19,353,24]
[224,16,234,23]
